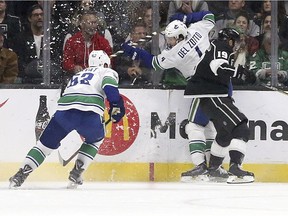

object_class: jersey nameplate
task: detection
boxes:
[178,32,202,58]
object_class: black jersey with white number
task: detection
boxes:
[184,40,237,98]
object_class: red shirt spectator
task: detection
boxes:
[63,10,112,74]
[63,31,111,73]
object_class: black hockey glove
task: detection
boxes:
[236,66,256,85]
[109,96,125,123]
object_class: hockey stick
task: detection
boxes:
[58,119,112,166]
[260,83,288,96]
[110,50,124,58]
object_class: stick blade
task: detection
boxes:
[58,149,78,167]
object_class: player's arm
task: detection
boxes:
[209,52,256,84]
[102,73,125,123]
[121,42,154,69]
[169,11,215,26]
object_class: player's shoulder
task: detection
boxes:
[101,67,118,74]
[187,19,214,31]
[100,67,119,80]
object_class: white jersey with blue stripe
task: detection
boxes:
[152,16,214,79]
[57,67,119,115]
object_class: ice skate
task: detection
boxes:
[181,162,209,182]
[227,163,255,184]
[67,159,84,189]
[208,165,229,182]
[9,165,32,188]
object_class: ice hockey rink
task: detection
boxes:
[1,182,288,216]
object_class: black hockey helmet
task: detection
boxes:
[218,28,240,43]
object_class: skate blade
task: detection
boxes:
[181,175,209,183]
[67,181,79,189]
[9,183,18,189]
[9,179,20,189]
[209,176,229,183]
[227,175,255,184]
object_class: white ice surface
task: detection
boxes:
[1,182,288,216]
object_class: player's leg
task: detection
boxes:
[201,97,254,183]
[209,97,254,182]
[208,129,231,181]
[200,97,234,181]
[68,111,105,188]
[204,121,216,165]
[9,110,73,188]
[181,98,212,182]
[227,122,255,183]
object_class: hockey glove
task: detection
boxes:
[109,96,125,123]
[236,66,256,85]
[169,11,213,25]
[121,42,153,69]
[122,42,139,60]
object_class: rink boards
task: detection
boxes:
[1,89,288,182]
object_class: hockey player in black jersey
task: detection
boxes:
[184,28,256,183]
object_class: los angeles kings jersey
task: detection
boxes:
[57,67,119,115]
[184,40,236,98]
[152,14,215,79]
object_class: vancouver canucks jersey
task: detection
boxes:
[152,14,215,79]
[57,67,119,115]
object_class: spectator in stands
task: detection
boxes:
[13,0,37,31]
[64,0,114,49]
[254,1,288,50]
[253,0,271,27]
[13,4,61,84]
[0,0,21,49]
[62,10,112,81]
[206,1,227,17]
[114,22,152,86]
[0,28,18,83]
[278,1,288,51]
[130,2,166,53]
[211,0,259,39]
[232,11,259,68]
[90,0,132,52]
[38,0,68,83]
[166,0,209,25]
[255,13,271,47]
[254,1,287,27]
[144,4,153,32]
[249,31,288,86]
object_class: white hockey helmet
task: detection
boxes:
[88,50,111,68]
[164,20,188,40]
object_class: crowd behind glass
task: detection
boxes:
[0,0,287,89]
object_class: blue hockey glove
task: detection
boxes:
[109,96,125,123]
[169,11,213,25]
[169,13,190,24]
[122,42,154,69]
[122,42,139,60]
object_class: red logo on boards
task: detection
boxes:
[99,95,140,156]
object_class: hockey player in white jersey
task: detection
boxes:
[122,11,217,182]
[9,50,125,189]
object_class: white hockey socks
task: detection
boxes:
[23,141,53,170]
